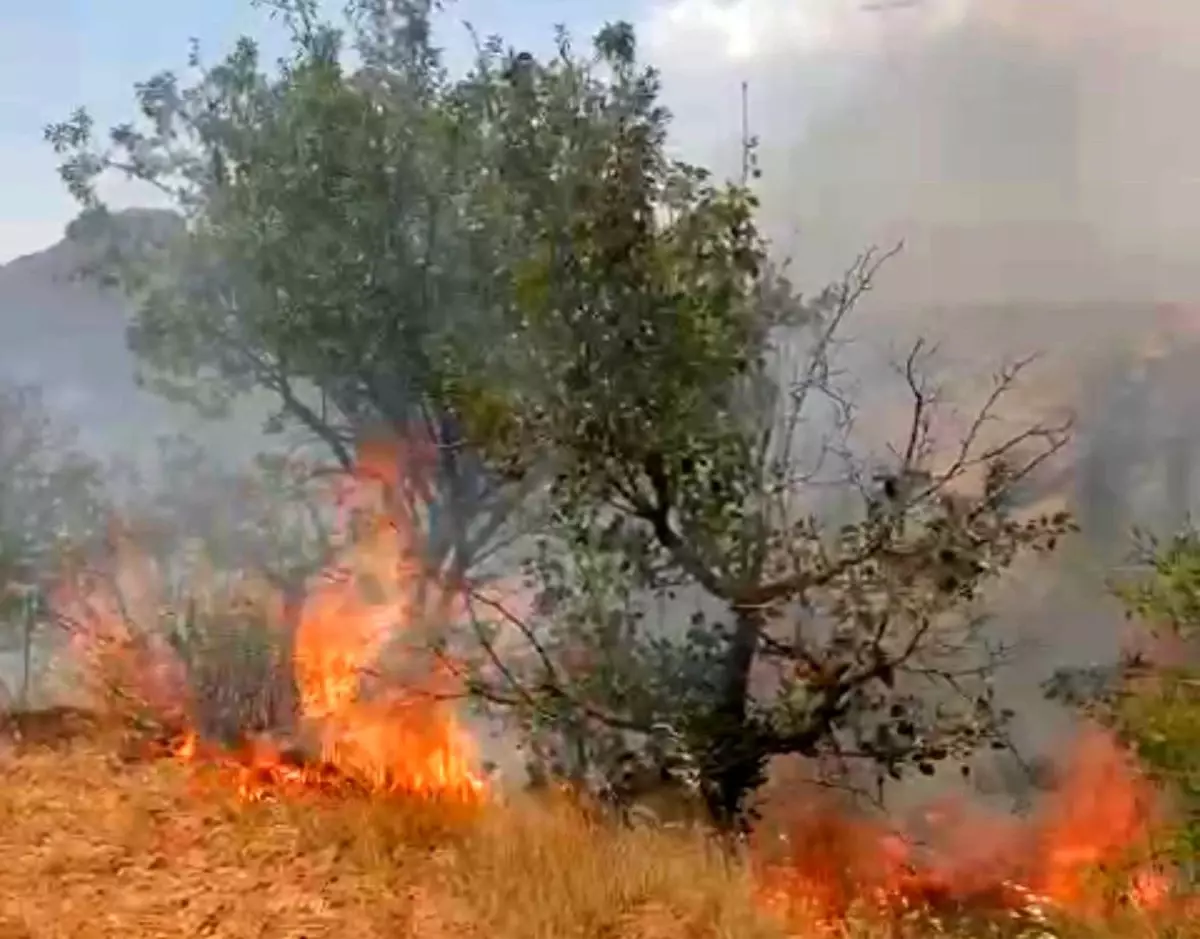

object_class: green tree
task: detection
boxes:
[47,0,1074,828]
[0,382,108,706]
[431,25,1074,826]
[45,0,523,592]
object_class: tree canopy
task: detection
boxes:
[47,0,1075,828]
[47,0,522,584]
[0,381,108,704]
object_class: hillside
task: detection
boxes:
[0,211,267,470]
[0,213,1182,490]
[0,707,1192,938]
[0,737,781,939]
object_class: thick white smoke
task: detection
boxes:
[642,1,1200,776]
[647,0,1200,310]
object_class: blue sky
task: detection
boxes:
[0,0,644,264]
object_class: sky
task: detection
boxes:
[0,0,647,264]
[0,0,972,265]
[7,0,1200,298]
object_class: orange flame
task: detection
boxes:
[290,480,482,799]
[756,727,1177,932]
[53,436,484,804]
[47,436,1193,933]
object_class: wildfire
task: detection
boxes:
[45,437,1191,935]
[755,727,1178,932]
[52,436,485,806]
[288,440,483,801]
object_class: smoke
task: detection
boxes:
[641,0,1200,785]
[648,0,1200,309]
[642,0,1200,542]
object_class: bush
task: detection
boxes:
[1109,530,1200,883]
[163,597,297,746]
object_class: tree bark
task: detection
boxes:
[700,606,768,832]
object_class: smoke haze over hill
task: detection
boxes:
[650,0,1200,311]
[641,0,1200,784]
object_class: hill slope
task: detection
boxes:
[0,211,266,470]
[0,740,778,939]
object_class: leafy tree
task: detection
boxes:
[45,0,523,592]
[0,382,108,705]
[431,25,1075,827]
[47,0,1075,828]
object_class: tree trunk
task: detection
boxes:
[272,581,305,735]
[700,607,768,832]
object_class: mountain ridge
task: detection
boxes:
[0,209,263,471]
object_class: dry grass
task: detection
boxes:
[0,739,784,939]
[0,734,1196,939]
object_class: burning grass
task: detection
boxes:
[752,728,1195,937]
[0,728,1197,939]
[8,436,1196,938]
[0,736,780,939]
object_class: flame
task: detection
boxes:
[53,436,485,805]
[291,452,481,799]
[756,727,1178,933]
[45,436,1194,933]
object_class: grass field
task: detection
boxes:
[0,733,785,939]
[2,722,1198,939]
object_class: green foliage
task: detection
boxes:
[444,24,807,525]
[1051,529,1200,881]
[48,0,1075,828]
[45,0,521,580]
[1109,530,1200,879]
[1114,529,1200,640]
[439,23,1075,826]
[1119,676,1200,870]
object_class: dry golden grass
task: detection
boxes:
[0,740,784,939]
[1,734,1196,939]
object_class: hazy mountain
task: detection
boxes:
[0,210,267,474]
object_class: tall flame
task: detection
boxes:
[53,437,484,803]
[46,436,1193,934]
[291,446,482,798]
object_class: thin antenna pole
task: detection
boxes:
[740,80,750,185]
